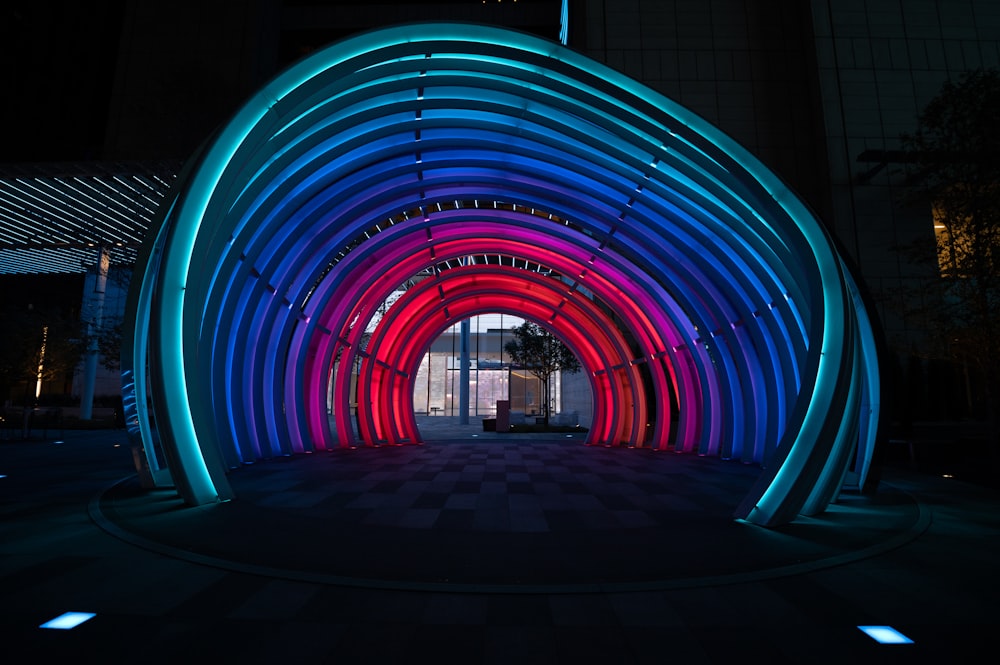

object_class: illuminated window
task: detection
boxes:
[932,202,970,277]
[932,186,999,278]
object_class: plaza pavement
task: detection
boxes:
[1,416,997,663]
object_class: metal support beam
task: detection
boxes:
[79,246,109,420]
[459,318,471,424]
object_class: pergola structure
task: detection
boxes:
[124,23,880,527]
[0,161,180,417]
[0,161,178,274]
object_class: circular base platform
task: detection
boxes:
[93,439,927,593]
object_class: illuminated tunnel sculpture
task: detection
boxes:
[122,23,880,527]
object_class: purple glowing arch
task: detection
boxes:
[122,23,880,527]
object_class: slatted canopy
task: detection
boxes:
[0,161,179,274]
[123,23,880,527]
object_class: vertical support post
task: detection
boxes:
[80,246,110,420]
[460,318,471,425]
[559,0,569,45]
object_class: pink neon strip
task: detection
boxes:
[296,216,706,450]
[361,266,642,445]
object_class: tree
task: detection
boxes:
[0,304,86,436]
[895,68,1000,450]
[503,321,581,426]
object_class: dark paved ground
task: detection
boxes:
[1,418,997,663]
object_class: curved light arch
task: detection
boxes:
[356,264,648,448]
[293,212,704,458]
[124,23,880,527]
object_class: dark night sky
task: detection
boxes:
[0,3,126,309]
[0,2,562,164]
[1,2,126,162]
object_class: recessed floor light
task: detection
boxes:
[858,625,913,644]
[40,612,96,630]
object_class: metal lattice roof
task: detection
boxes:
[0,161,181,274]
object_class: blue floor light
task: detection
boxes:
[858,625,914,644]
[39,612,96,630]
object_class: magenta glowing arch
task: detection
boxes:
[122,23,880,526]
[355,264,649,448]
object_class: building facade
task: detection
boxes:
[4,0,998,424]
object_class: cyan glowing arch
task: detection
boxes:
[123,23,880,527]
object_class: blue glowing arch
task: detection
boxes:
[123,23,880,527]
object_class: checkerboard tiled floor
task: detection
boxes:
[100,427,919,590]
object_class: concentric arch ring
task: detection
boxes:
[121,22,880,527]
